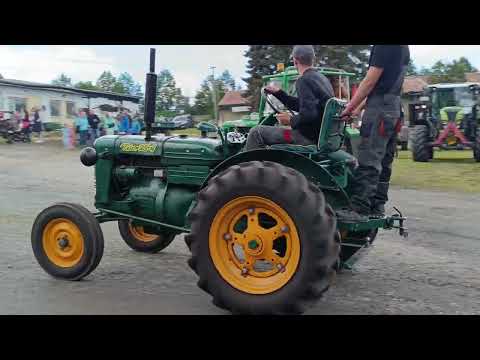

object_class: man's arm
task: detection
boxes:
[342,67,383,115]
[273,90,300,112]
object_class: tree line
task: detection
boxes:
[407,56,478,83]
[51,69,238,118]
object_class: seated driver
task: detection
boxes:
[245,45,335,150]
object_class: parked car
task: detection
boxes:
[171,114,194,129]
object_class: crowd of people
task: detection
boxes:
[4,106,48,143]
[71,109,142,147]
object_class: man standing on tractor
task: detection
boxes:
[245,45,335,150]
[337,45,410,222]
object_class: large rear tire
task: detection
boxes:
[185,161,339,315]
[118,220,175,253]
[412,125,432,162]
[31,203,104,280]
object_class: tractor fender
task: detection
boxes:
[202,149,350,207]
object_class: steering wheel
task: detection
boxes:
[263,89,281,114]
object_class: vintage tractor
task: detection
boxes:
[31,49,407,315]
[411,83,480,162]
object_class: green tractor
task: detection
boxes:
[31,49,407,315]
[411,83,480,162]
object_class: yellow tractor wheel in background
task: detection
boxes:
[118,220,175,253]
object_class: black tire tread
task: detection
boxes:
[412,125,431,162]
[31,202,104,281]
[185,160,338,315]
[118,220,175,253]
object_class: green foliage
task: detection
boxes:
[155,69,189,116]
[191,73,230,117]
[96,71,117,92]
[219,70,236,91]
[406,59,418,76]
[424,57,478,83]
[191,79,214,116]
[74,81,99,90]
[52,73,72,87]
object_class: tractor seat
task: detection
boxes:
[267,98,348,156]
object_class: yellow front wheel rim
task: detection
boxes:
[42,218,84,268]
[209,196,301,295]
[128,223,158,242]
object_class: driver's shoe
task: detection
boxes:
[370,203,385,218]
[336,208,369,223]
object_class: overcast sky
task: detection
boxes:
[2,45,480,99]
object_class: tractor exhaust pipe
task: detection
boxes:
[144,48,157,142]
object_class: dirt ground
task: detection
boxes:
[0,140,479,315]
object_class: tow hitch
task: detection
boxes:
[389,207,408,238]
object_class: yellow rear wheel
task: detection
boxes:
[209,196,300,295]
[186,161,339,315]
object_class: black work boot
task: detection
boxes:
[370,202,385,218]
[336,207,369,223]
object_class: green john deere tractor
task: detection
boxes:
[31,49,407,315]
[411,83,480,162]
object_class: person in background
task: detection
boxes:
[129,116,141,135]
[21,108,31,141]
[32,107,43,143]
[75,111,89,146]
[103,112,117,135]
[14,111,21,130]
[87,109,101,145]
[118,110,131,134]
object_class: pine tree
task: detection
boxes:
[96,71,117,92]
[52,73,72,87]
[219,70,236,91]
[74,81,99,90]
[156,70,177,116]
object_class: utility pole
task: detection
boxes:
[210,66,218,122]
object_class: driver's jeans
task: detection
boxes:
[246,125,314,150]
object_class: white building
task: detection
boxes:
[0,79,141,126]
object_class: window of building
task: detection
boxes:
[8,97,27,112]
[50,100,62,117]
[66,101,76,117]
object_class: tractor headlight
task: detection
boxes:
[80,147,97,167]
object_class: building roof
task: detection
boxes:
[0,78,141,103]
[402,76,429,94]
[466,72,480,83]
[427,82,480,88]
[218,91,250,107]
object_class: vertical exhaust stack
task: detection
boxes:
[144,48,157,142]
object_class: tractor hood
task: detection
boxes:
[94,134,225,162]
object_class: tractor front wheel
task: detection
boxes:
[31,202,104,280]
[412,125,432,162]
[118,220,175,253]
[185,161,339,315]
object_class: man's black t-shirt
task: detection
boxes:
[369,45,410,96]
[88,114,101,129]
